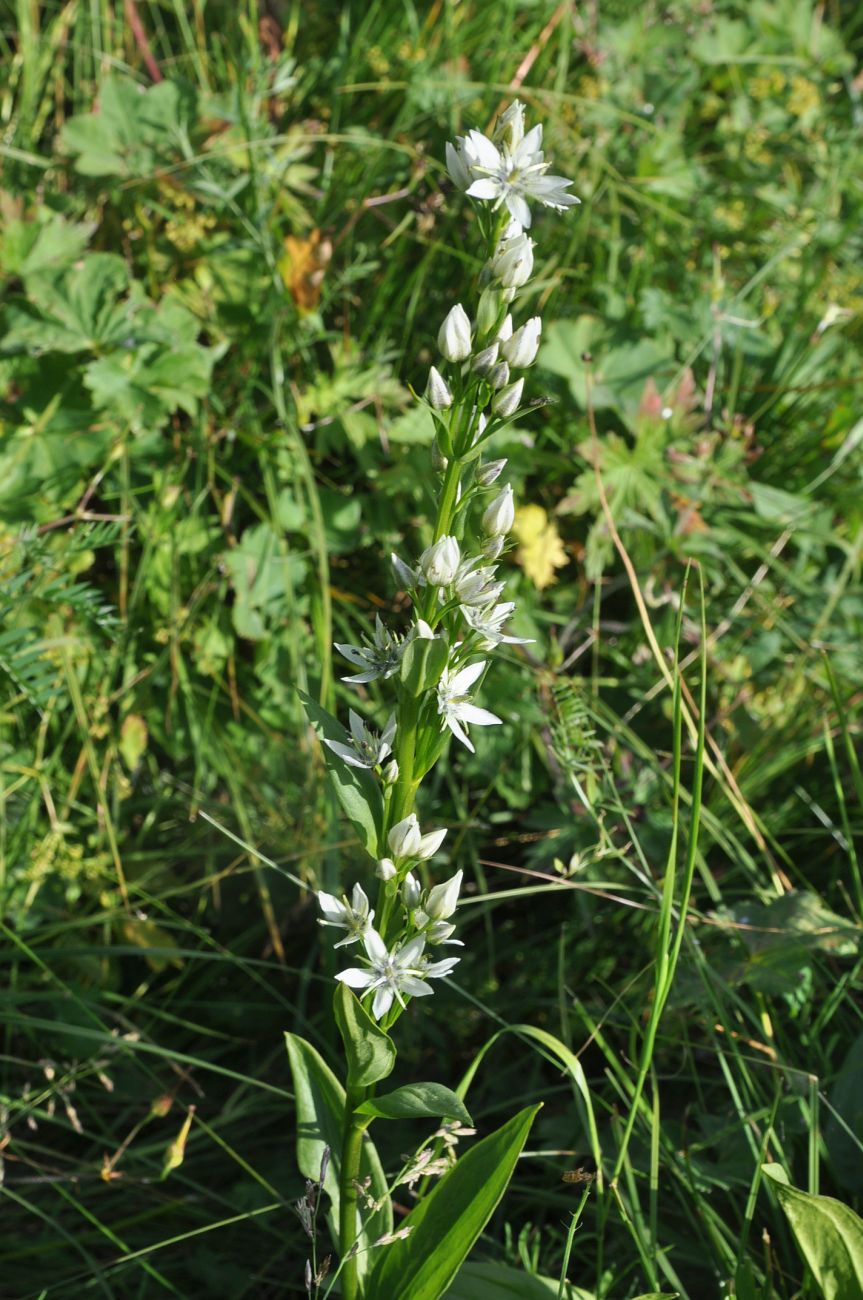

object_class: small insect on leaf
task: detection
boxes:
[562,1153,598,1184]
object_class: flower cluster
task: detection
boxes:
[317,101,577,1021]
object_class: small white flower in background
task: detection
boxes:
[463,600,532,649]
[482,484,515,537]
[317,883,374,948]
[325,710,396,769]
[437,660,503,752]
[425,365,453,410]
[447,102,579,228]
[402,872,422,909]
[490,226,535,289]
[492,377,524,418]
[388,813,448,862]
[501,317,542,368]
[438,304,472,362]
[423,869,463,921]
[424,919,464,946]
[336,615,405,684]
[420,535,461,586]
[335,930,458,1020]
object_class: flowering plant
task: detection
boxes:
[287,101,578,1300]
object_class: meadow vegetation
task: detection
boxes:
[1,0,862,1296]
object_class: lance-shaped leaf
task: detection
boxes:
[298,689,384,859]
[366,1103,540,1300]
[762,1164,863,1300]
[334,983,396,1089]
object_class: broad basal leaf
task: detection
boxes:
[366,1104,540,1300]
[762,1164,863,1300]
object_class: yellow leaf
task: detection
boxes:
[279,229,332,312]
[512,504,568,590]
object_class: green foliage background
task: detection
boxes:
[0,0,862,1295]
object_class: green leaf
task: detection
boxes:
[334,983,396,1089]
[366,1103,540,1300]
[357,1082,472,1126]
[61,75,196,177]
[2,254,133,355]
[443,1260,595,1298]
[298,689,384,859]
[762,1165,863,1300]
[284,1032,391,1281]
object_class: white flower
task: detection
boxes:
[423,869,463,921]
[437,661,503,752]
[317,883,374,949]
[501,317,542,368]
[336,930,458,1020]
[492,377,524,418]
[325,710,396,769]
[420,535,461,586]
[388,813,448,862]
[463,600,533,649]
[438,304,472,362]
[482,485,515,537]
[453,559,505,607]
[402,872,421,909]
[335,616,405,684]
[425,366,453,410]
[424,920,464,946]
[449,111,579,228]
[490,228,535,289]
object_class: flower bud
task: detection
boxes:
[487,361,510,390]
[476,458,507,488]
[438,304,472,362]
[402,872,421,909]
[431,439,448,472]
[376,857,397,881]
[492,378,524,418]
[426,920,462,945]
[412,618,435,639]
[472,343,499,376]
[423,869,463,920]
[425,365,453,410]
[388,814,422,861]
[382,759,399,785]
[501,317,542,368]
[420,535,460,586]
[389,551,418,587]
[490,231,534,289]
[483,534,505,559]
[476,286,504,338]
[482,485,515,537]
[496,314,513,342]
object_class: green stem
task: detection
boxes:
[338,1087,367,1300]
[434,458,462,542]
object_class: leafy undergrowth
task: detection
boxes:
[1,0,862,1296]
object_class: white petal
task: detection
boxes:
[466,130,501,169]
[351,882,370,914]
[342,669,378,684]
[372,987,394,1020]
[317,891,347,922]
[334,644,367,667]
[446,716,475,753]
[335,968,374,989]
[459,704,502,727]
[381,713,397,746]
[505,193,532,228]
[466,178,501,201]
[324,740,371,768]
[417,827,448,859]
[400,976,434,998]
[348,710,366,743]
[396,935,427,968]
[450,661,487,693]
[363,928,389,964]
[424,956,460,978]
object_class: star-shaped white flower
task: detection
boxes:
[324,710,396,769]
[445,105,579,228]
[317,883,374,949]
[437,661,502,752]
[463,601,533,650]
[335,930,458,1020]
[335,616,405,684]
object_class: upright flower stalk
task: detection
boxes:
[308,100,578,1297]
